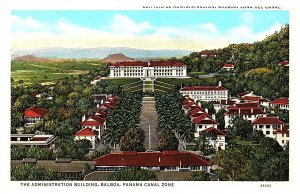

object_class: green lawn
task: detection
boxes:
[11,60,106,84]
[157,77,217,86]
[227,137,257,146]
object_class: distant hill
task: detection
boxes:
[13,55,40,61]
[101,53,135,63]
[12,47,193,59]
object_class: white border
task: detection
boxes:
[1,0,299,194]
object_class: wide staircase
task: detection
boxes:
[139,97,159,151]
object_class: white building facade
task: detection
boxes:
[109,61,187,78]
[180,84,228,102]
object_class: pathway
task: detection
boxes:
[139,96,159,151]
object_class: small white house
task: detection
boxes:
[201,127,226,150]
[74,127,98,149]
[275,124,289,147]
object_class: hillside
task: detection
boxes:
[101,53,135,63]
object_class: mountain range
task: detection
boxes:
[12,47,193,59]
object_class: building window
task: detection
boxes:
[266,131,270,135]
[282,140,285,144]
[266,125,270,128]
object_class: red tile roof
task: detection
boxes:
[223,63,234,68]
[270,97,289,105]
[94,151,210,167]
[225,107,266,115]
[110,61,187,67]
[252,117,285,125]
[192,114,218,125]
[75,127,97,136]
[180,86,228,91]
[237,91,251,97]
[202,127,226,136]
[24,106,49,117]
[183,101,198,110]
[81,115,106,126]
[183,97,194,105]
[188,107,205,117]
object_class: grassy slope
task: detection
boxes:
[11,60,104,84]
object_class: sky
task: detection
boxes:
[11,10,289,51]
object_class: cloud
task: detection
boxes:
[200,23,219,34]
[110,14,154,34]
[11,14,285,51]
[11,15,43,31]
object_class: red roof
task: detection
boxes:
[110,61,187,67]
[270,97,289,105]
[24,106,49,117]
[252,117,285,125]
[180,86,228,91]
[75,127,97,136]
[183,97,193,105]
[183,101,198,110]
[188,107,205,117]
[225,106,266,115]
[241,96,261,102]
[31,137,49,141]
[237,91,251,97]
[202,127,226,136]
[94,151,210,167]
[193,114,218,125]
[278,60,289,66]
[81,115,106,126]
[223,63,234,68]
[230,102,259,108]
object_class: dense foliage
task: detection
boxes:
[155,92,194,149]
[11,145,54,160]
[178,25,289,99]
[120,128,145,152]
[212,138,289,181]
[11,163,61,180]
[107,168,157,181]
[187,171,210,181]
[104,93,143,148]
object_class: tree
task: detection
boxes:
[187,171,210,181]
[107,168,157,181]
[212,148,249,181]
[11,163,60,180]
[232,116,253,139]
[158,129,179,151]
[216,108,226,129]
[14,94,34,111]
[119,128,145,152]
[194,133,216,156]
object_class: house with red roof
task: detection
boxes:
[74,127,99,149]
[223,63,234,71]
[200,51,217,58]
[275,124,289,147]
[224,103,267,128]
[94,151,211,172]
[278,60,289,68]
[24,105,49,126]
[201,127,227,150]
[240,96,270,107]
[180,83,228,102]
[252,117,285,139]
[81,114,106,142]
[109,61,187,78]
[193,114,219,134]
[270,97,289,110]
